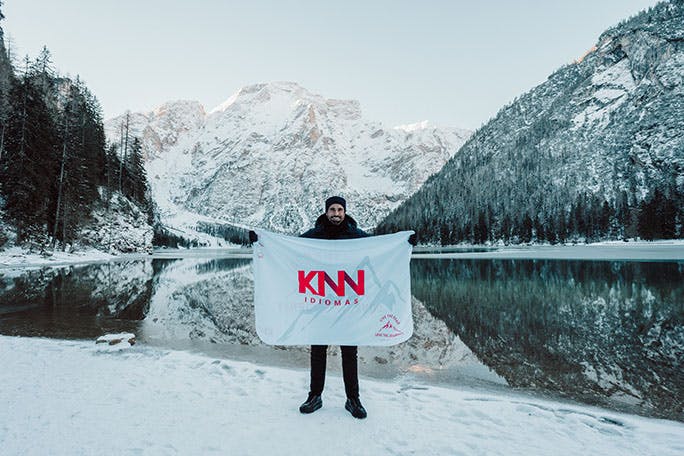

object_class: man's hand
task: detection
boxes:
[249,230,258,243]
[408,233,417,246]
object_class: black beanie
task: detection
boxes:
[325,196,346,212]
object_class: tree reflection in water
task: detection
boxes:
[411,259,684,421]
[0,261,155,338]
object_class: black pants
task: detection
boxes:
[309,345,359,399]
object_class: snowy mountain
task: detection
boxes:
[105,82,471,239]
[378,0,684,244]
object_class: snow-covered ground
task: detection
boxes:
[1,336,682,455]
[0,246,247,269]
[0,246,118,269]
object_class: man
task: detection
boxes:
[298,195,369,419]
[249,196,416,418]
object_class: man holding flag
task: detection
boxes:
[298,196,370,419]
[251,196,415,420]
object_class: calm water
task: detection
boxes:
[0,255,682,421]
[411,259,684,421]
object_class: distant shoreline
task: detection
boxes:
[411,240,684,261]
[2,240,684,270]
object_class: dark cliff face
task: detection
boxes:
[411,259,684,421]
[379,1,683,243]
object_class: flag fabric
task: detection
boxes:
[253,229,414,346]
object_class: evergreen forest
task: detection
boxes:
[0,3,152,251]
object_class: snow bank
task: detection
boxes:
[0,245,116,268]
[1,336,682,455]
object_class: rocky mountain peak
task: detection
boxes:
[210,81,329,114]
[152,100,205,120]
[105,82,472,241]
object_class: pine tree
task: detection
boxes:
[439,224,450,246]
[474,210,488,244]
[533,215,545,242]
[123,136,150,211]
[599,200,612,238]
[103,143,120,203]
[637,193,657,240]
[51,81,98,246]
[655,188,677,239]
[520,214,533,243]
[0,2,12,164]
[0,58,59,243]
[615,191,630,238]
[118,112,130,194]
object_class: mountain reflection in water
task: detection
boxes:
[411,259,684,421]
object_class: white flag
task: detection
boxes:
[253,229,414,346]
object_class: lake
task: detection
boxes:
[1,246,682,421]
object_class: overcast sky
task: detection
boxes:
[3,0,661,130]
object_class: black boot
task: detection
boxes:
[299,393,322,414]
[345,397,367,419]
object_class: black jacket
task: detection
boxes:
[300,214,369,240]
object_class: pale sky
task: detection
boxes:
[3,0,661,130]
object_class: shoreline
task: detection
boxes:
[2,240,683,269]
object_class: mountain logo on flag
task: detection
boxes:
[375,314,404,338]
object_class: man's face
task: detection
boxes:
[326,204,345,225]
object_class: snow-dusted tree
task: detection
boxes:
[123,137,148,208]
[118,112,130,194]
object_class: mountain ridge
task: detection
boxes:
[377,0,683,244]
[105,82,471,242]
